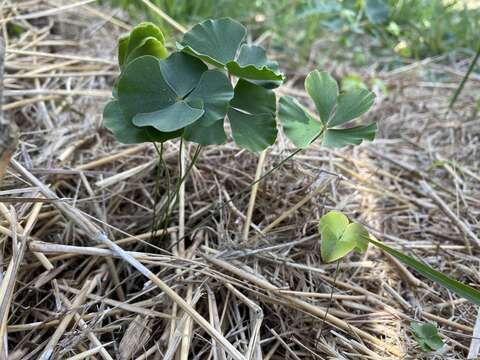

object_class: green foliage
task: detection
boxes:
[104,20,282,152]
[318,211,369,263]
[178,18,284,85]
[278,70,376,149]
[410,322,444,352]
[103,0,480,65]
[318,211,480,306]
[118,22,168,69]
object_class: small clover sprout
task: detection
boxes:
[279,70,377,149]
[410,322,444,352]
[319,211,480,305]
[318,211,369,263]
[103,19,283,152]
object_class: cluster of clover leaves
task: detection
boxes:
[102,19,480,341]
[103,19,377,152]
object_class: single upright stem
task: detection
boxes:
[449,44,480,109]
[243,150,267,241]
[178,139,186,252]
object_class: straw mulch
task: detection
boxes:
[1,1,479,359]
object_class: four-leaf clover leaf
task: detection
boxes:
[104,52,233,144]
[177,18,284,88]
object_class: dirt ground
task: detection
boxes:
[1,1,479,359]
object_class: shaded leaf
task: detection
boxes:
[118,35,130,68]
[227,45,284,82]
[186,70,234,126]
[228,80,277,152]
[132,100,204,132]
[410,323,443,352]
[118,56,176,117]
[178,18,246,67]
[160,52,207,98]
[323,123,377,148]
[230,79,276,115]
[304,70,338,124]
[328,88,375,127]
[103,100,180,144]
[278,96,322,149]
[183,118,226,145]
[228,109,277,152]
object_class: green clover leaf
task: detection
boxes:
[410,323,443,352]
[105,19,281,152]
[104,53,233,144]
[279,70,377,149]
[178,18,284,87]
[103,100,180,144]
[319,211,369,263]
[278,96,322,149]
[228,79,277,152]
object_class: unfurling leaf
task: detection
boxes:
[318,211,480,306]
[119,22,168,69]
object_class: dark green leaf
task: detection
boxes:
[160,52,207,98]
[369,237,480,306]
[328,88,375,127]
[278,96,322,149]
[103,100,181,144]
[228,109,277,152]
[118,56,176,117]
[183,118,226,145]
[410,323,443,352]
[132,100,204,132]
[186,70,234,126]
[323,123,377,148]
[178,18,246,67]
[304,70,338,124]
[226,45,284,82]
[230,79,276,115]
[118,35,130,68]
[228,80,277,152]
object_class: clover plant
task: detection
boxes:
[104,19,283,152]
[318,211,480,306]
[410,322,444,352]
[279,70,377,148]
